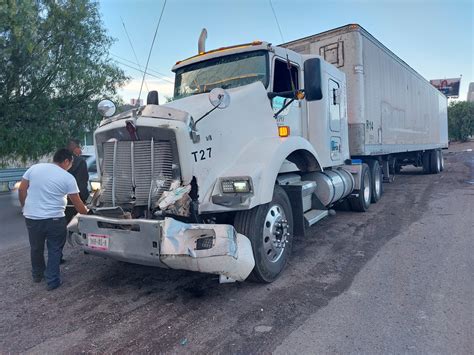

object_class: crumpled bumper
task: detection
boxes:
[67,215,255,282]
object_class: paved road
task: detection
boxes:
[0,192,28,252]
[276,166,473,354]
[0,144,472,353]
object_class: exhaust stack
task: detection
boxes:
[198,28,207,54]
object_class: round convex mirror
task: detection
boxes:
[209,88,230,109]
[97,99,116,117]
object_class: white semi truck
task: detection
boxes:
[68,24,448,283]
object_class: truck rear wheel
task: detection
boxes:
[234,185,293,283]
[422,151,431,174]
[349,163,372,212]
[439,150,445,171]
[367,160,382,203]
[430,150,441,174]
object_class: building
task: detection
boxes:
[468,82,474,102]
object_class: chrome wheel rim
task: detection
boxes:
[374,169,381,197]
[363,172,371,203]
[263,204,289,263]
[437,152,441,171]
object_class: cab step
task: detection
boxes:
[304,209,329,227]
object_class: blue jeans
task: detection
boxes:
[25,217,66,287]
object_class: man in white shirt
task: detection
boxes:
[19,148,88,291]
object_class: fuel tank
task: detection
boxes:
[303,168,354,206]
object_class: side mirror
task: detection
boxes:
[304,58,323,101]
[97,99,116,117]
[209,88,230,109]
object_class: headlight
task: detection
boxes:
[90,181,101,191]
[221,178,251,193]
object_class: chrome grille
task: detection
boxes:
[100,140,174,207]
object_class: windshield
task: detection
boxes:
[174,50,269,99]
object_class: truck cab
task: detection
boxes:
[68,40,363,283]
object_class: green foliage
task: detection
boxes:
[448,101,474,142]
[0,0,128,163]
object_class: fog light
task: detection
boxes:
[233,181,250,193]
[221,179,251,193]
[222,181,235,193]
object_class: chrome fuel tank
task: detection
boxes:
[303,168,354,206]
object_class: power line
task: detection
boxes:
[111,58,173,83]
[138,0,168,104]
[121,16,149,92]
[110,52,174,82]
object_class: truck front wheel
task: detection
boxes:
[234,185,293,283]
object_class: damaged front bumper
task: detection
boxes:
[67,215,255,282]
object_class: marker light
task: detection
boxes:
[278,126,290,137]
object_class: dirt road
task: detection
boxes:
[0,143,472,353]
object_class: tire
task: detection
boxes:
[234,185,293,283]
[422,151,431,174]
[366,160,382,203]
[388,158,397,175]
[430,150,441,174]
[439,150,445,171]
[349,163,372,212]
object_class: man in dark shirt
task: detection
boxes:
[66,139,90,209]
[62,139,89,263]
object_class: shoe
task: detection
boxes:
[60,258,66,265]
[33,276,43,283]
[46,281,62,291]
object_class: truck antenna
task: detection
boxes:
[269,0,285,44]
[137,0,168,106]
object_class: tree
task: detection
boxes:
[0,0,128,163]
[448,101,474,142]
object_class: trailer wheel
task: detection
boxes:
[422,151,431,174]
[349,163,372,212]
[367,160,382,203]
[439,150,445,171]
[234,185,293,283]
[430,150,441,174]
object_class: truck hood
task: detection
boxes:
[163,82,265,121]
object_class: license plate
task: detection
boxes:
[87,233,109,251]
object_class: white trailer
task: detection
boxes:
[68,25,448,284]
[283,24,448,179]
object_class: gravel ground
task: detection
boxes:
[0,142,472,353]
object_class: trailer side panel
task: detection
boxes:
[283,25,448,156]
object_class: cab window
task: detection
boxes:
[272,59,299,97]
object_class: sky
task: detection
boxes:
[98,0,474,103]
